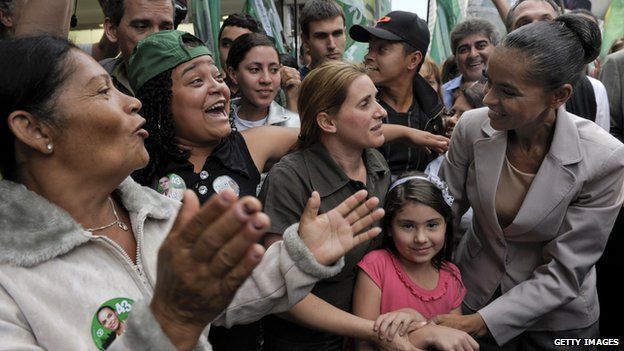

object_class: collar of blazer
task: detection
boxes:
[474,106,582,237]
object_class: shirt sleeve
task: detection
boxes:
[258,163,310,236]
[356,249,388,289]
[444,262,466,310]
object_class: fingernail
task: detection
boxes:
[243,202,255,215]
[252,217,264,230]
[251,251,263,261]
[234,203,249,221]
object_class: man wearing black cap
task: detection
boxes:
[350,11,446,176]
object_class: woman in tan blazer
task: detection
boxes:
[436,15,624,349]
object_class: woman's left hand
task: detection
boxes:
[432,313,489,337]
[298,190,385,266]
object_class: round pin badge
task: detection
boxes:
[156,173,186,201]
[212,175,240,196]
[91,297,134,350]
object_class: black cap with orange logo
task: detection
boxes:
[350,11,430,56]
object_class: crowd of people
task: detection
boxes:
[1,0,623,350]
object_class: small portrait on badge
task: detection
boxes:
[91,297,134,350]
[156,173,186,201]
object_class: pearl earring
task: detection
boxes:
[46,144,53,151]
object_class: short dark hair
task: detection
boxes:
[226,32,279,70]
[299,0,345,37]
[0,35,77,180]
[280,53,298,69]
[441,55,459,84]
[505,0,560,32]
[450,18,499,55]
[382,172,455,270]
[104,0,175,27]
[218,13,261,41]
[501,14,600,91]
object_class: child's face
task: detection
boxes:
[390,202,446,267]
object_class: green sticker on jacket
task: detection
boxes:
[91,297,134,350]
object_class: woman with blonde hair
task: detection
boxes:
[259,61,442,351]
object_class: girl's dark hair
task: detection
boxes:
[132,70,188,186]
[0,35,77,180]
[461,81,487,109]
[382,172,454,270]
[502,14,600,91]
[226,32,279,71]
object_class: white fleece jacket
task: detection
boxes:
[0,177,343,350]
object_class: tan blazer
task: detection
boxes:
[440,107,624,345]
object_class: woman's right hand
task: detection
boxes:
[150,190,269,351]
[374,308,427,341]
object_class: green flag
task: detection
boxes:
[337,0,391,63]
[243,0,289,54]
[600,0,624,59]
[190,0,221,68]
[430,0,463,65]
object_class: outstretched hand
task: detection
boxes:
[298,190,385,266]
[409,129,450,154]
[151,190,269,351]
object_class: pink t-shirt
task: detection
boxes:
[357,249,466,319]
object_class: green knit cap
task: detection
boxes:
[128,30,212,92]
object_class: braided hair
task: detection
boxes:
[132,70,189,186]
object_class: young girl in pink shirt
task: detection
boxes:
[353,173,478,351]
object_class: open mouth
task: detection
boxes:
[204,100,228,118]
[134,120,149,138]
[371,123,382,131]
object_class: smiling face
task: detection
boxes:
[329,74,386,150]
[106,0,174,60]
[365,38,416,88]
[98,307,120,332]
[229,45,281,112]
[390,201,447,268]
[53,50,148,180]
[455,34,494,82]
[304,16,346,68]
[483,47,557,132]
[170,55,231,146]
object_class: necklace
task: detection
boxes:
[86,197,129,232]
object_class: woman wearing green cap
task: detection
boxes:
[128,31,449,205]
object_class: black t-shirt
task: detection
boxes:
[152,132,261,202]
[378,99,441,175]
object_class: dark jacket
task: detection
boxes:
[379,73,445,174]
